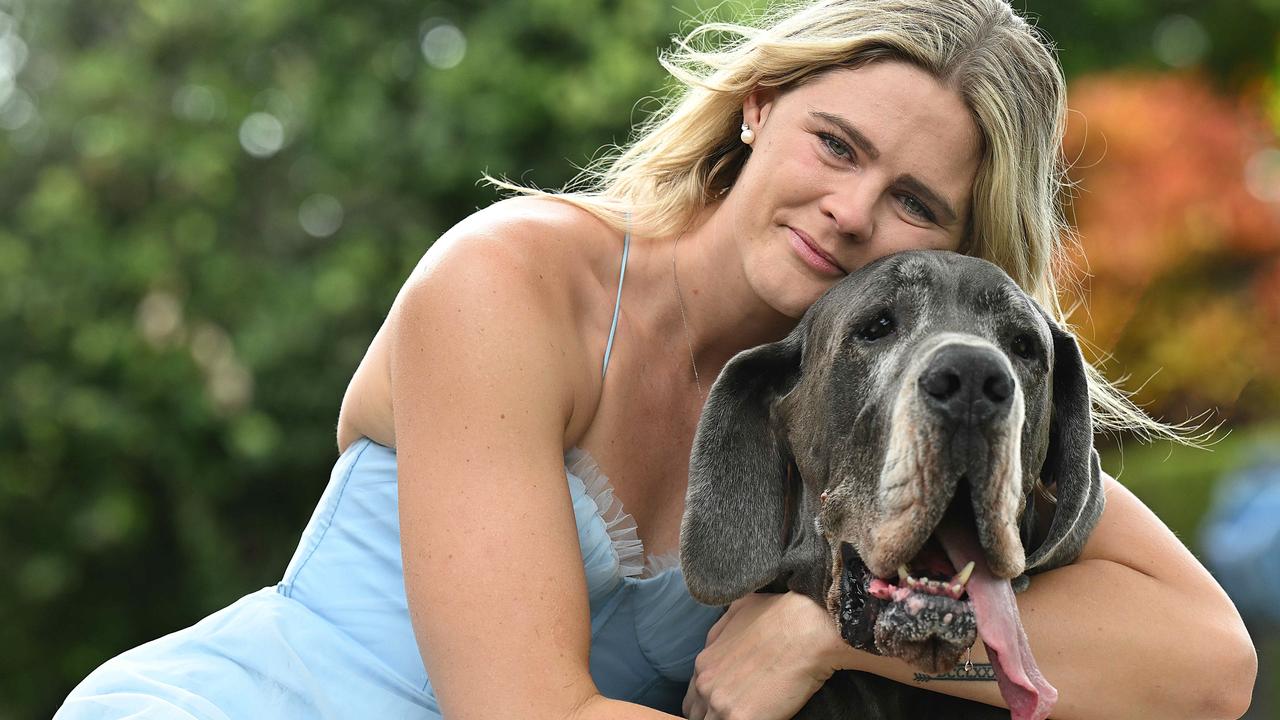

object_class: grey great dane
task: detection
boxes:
[680,250,1106,720]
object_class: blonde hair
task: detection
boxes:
[489,0,1200,443]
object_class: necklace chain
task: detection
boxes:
[671,233,705,398]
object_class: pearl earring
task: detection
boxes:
[740,122,755,145]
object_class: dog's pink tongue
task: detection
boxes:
[936,517,1057,720]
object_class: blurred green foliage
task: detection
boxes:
[1027,0,1280,85]
[2,0,1277,717]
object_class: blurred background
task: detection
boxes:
[2,0,1277,717]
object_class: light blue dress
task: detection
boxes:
[57,229,725,719]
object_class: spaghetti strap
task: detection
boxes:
[601,216,630,379]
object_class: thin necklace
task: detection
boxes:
[671,233,705,398]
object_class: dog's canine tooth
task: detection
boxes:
[898,565,910,584]
[954,561,975,587]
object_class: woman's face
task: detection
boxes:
[730,60,983,318]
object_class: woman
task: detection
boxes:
[59,0,1255,718]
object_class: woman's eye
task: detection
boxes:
[1011,334,1037,360]
[898,194,935,222]
[856,311,896,341]
[818,133,853,160]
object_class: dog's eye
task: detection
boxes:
[1011,334,1038,360]
[856,311,896,342]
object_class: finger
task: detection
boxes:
[705,618,727,647]
[683,684,706,720]
[682,672,702,719]
[707,591,766,645]
[704,603,738,646]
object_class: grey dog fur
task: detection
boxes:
[679,250,1105,719]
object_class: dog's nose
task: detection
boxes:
[919,345,1014,424]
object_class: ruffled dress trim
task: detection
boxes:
[643,551,681,577]
[565,448,678,579]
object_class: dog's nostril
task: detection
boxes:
[921,369,962,400]
[983,374,1012,403]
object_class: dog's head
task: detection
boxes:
[680,250,1104,718]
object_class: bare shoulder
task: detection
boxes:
[405,195,618,290]
[338,196,621,449]
[336,196,619,452]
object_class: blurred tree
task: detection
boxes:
[0,0,771,714]
[1061,73,1280,425]
[1020,0,1280,86]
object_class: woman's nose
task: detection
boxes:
[818,180,876,243]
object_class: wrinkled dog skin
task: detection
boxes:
[680,251,1105,720]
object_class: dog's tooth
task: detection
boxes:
[898,565,910,584]
[954,561,975,587]
[950,584,963,597]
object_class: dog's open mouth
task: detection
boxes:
[834,501,1057,720]
[838,537,978,674]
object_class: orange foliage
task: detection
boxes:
[1061,72,1280,423]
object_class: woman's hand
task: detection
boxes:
[683,591,842,720]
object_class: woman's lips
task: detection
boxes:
[788,227,845,277]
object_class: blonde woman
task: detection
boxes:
[58,1,1255,718]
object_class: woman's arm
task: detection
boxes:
[689,473,1257,719]
[390,215,678,720]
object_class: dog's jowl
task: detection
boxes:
[681,250,1105,720]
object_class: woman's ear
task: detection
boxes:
[742,88,778,135]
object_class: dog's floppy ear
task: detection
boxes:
[680,334,803,606]
[1023,311,1106,574]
